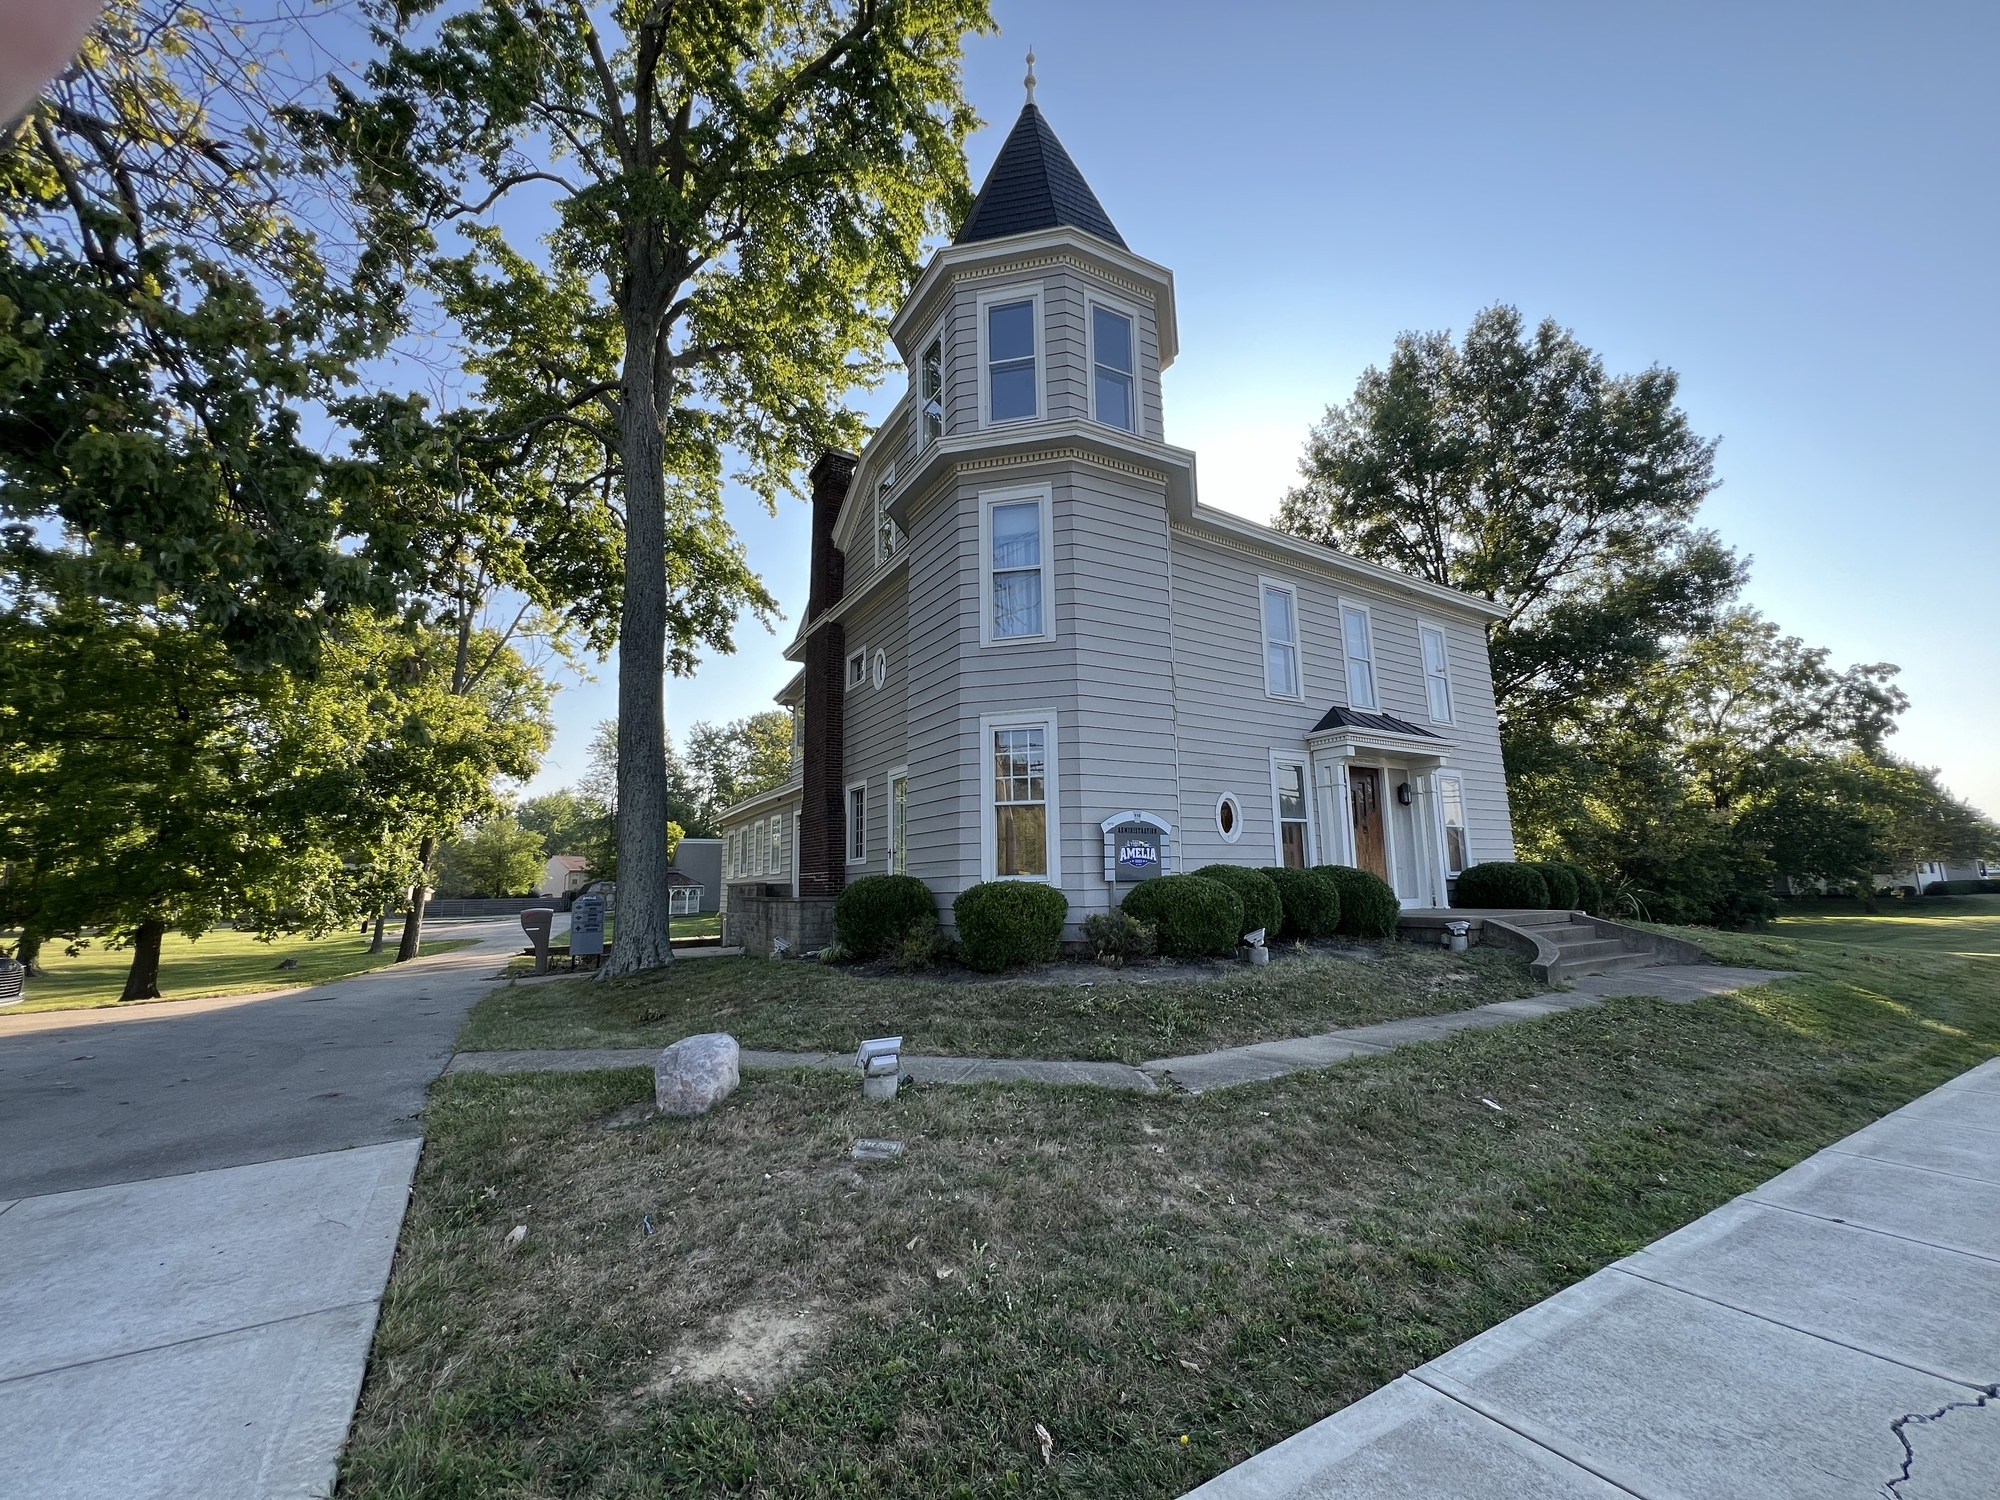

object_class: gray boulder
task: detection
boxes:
[655,1032,740,1116]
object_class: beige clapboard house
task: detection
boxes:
[717,95,1515,951]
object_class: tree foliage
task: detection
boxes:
[301,0,993,973]
[1279,304,1741,743]
[0,2,408,670]
[437,816,547,897]
[1282,307,1995,925]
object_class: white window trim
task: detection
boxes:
[846,647,868,689]
[1418,619,1456,724]
[979,708,1061,885]
[886,765,909,876]
[768,813,785,877]
[916,320,946,447]
[978,482,1057,648]
[1435,769,1471,877]
[845,779,868,865]
[1215,791,1243,844]
[1258,575,1304,701]
[872,647,888,691]
[1269,751,1316,868]
[975,285,1044,429]
[1084,290,1144,434]
[1338,598,1380,710]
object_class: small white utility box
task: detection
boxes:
[857,1036,903,1103]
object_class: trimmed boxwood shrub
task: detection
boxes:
[1452,861,1550,909]
[1120,875,1242,959]
[952,881,1070,972]
[1259,866,1340,941]
[1527,861,1580,910]
[834,874,937,959]
[1191,864,1283,941]
[1552,862,1604,915]
[1316,864,1399,939]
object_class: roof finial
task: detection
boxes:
[1024,47,1037,107]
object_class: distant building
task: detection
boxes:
[670,838,722,914]
[541,855,589,897]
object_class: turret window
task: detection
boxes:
[1092,305,1135,432]
[921,337,944,444]
[986,299,1037,422]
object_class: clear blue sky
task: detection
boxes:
[526,0,1999,819]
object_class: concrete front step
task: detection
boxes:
[1399,908,1715,983]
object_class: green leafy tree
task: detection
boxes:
[0,2,408,671]
[516,790,603,857]
[437,817,548,897]
[304,0,993,973]
[1278,304,1741,753]
[687,709,795,826]
[0,596,364,999]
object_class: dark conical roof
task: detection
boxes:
[955,103,1126,250]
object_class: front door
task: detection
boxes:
[1349,766,1388,881]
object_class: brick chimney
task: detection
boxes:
[798,450,856,898]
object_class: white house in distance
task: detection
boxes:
[717,84,1516,950]
[541,855,589,898]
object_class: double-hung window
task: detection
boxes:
[727,830,740,878]
[846,782,867,864]
[1342,605,1377,709]
[1262,581,1300,698]
[875,465,901,565]
[1420,625,1454,722]
[921,338,944,444]
[768,814,784,876]
[985,492,1048,642]
[753,818,769,876]
[991,726,1049,877]
[847,649,868,689]
[986,299,1037,422]
[1092,305,1135,431]
[1438,773,1469,876]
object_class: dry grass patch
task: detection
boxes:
[344,929,1999,1498]
[455,940,1543,1063]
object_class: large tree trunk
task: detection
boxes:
[367,909,387,954]
[396,834,435,963]
[120,918,166,1001]
[602,303,676,978]
[14,930,44,978]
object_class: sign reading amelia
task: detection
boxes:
[1118,835,1161,872]
[1100,811,1171,884]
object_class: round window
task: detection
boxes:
[872,648,888,690]
[1216,793,1242,843]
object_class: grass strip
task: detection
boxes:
[455,942,1548,1064]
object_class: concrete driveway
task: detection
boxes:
[0,921,524,1500]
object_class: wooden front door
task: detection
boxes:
[1349,767,1388,881]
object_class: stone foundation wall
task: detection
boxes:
[724,889,838,956]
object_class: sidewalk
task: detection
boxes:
[1182,1055,2000,1499]
[444,963,1786,1094]
[0,921,523,1500]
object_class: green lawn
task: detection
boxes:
[457,940,1548,1064]
[339,919,1999,1498]
[1762,892,2000,957]
[2,927,474,1014]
